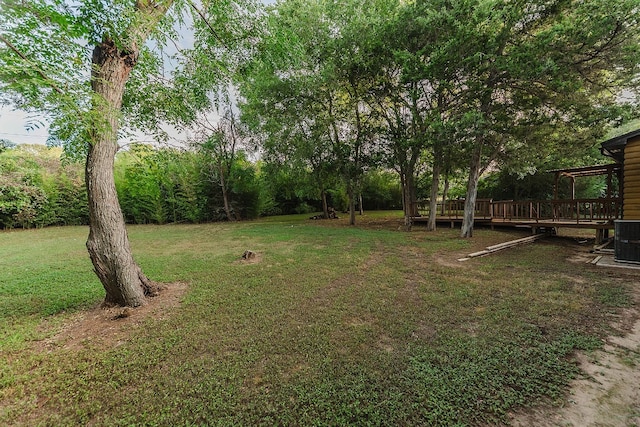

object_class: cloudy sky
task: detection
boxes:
[0,107,50,145]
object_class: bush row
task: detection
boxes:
[0,144,403,229]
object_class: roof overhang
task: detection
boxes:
[601,128,640,163]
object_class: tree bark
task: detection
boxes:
[400,170,412,228]
[408,175,418,217]
[441,173,450,215]
[460,142,483,238]
[427,142,444,231]
[427,162,441,232]
[321,188,329,218]
[348,184,356,225]
[399,147,421,230]
[83,1,174,307]
[86,39,158,307]
[219,162,236,221]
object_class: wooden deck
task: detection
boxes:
[412,198,621,241]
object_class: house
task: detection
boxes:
[601,128,640,220]
[601,128,640,263]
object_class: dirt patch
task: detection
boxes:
[312,214,406,231]
[235,251,263,264]
[567,251,598,264]
[434,253,471,268]
[510,283,640,427]
[36,282,188,352]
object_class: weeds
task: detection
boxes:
[0,214,634,425]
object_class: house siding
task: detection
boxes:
[623,136,640,219]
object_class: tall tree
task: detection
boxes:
[192,104,246,222]
[85,0,175,306]
[241,0,388,225]
[443,0,640,237]
[241,63,339,218]
[0,0,258,306]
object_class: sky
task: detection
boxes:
[0,106,50,145]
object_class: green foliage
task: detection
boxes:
[1,0,262,161]
[256,161,322,216]
[116,145,201,224]
[39,169,89,226]
[123,0,263,137]
[0,145,87,229]
[361,169,402,211]
[115,146,166,224]
[0,0,89,109]
[0,145,88,229]
[478,171,610,201]
[240,0,398,223]
[0,143,403,229]
[0,180,47,228]
[240,0,640,230]
[227,155,262,219]
[113,144,266,223]
[477,143,617,201]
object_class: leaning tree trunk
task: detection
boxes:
[427,162,441,232]
[460,143,483,238]
[86,39,159,307]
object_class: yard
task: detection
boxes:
[1,212,638,426]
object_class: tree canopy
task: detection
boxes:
[239,0,639,234]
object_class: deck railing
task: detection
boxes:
[417,197,622,223]
[416,199,494,220]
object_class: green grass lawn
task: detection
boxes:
[0,212,634,426]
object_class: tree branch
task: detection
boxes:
[186,0,228,48]
[131,0,175,45]
[0,33,64,94]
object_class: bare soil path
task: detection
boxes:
[511,262,640,427]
